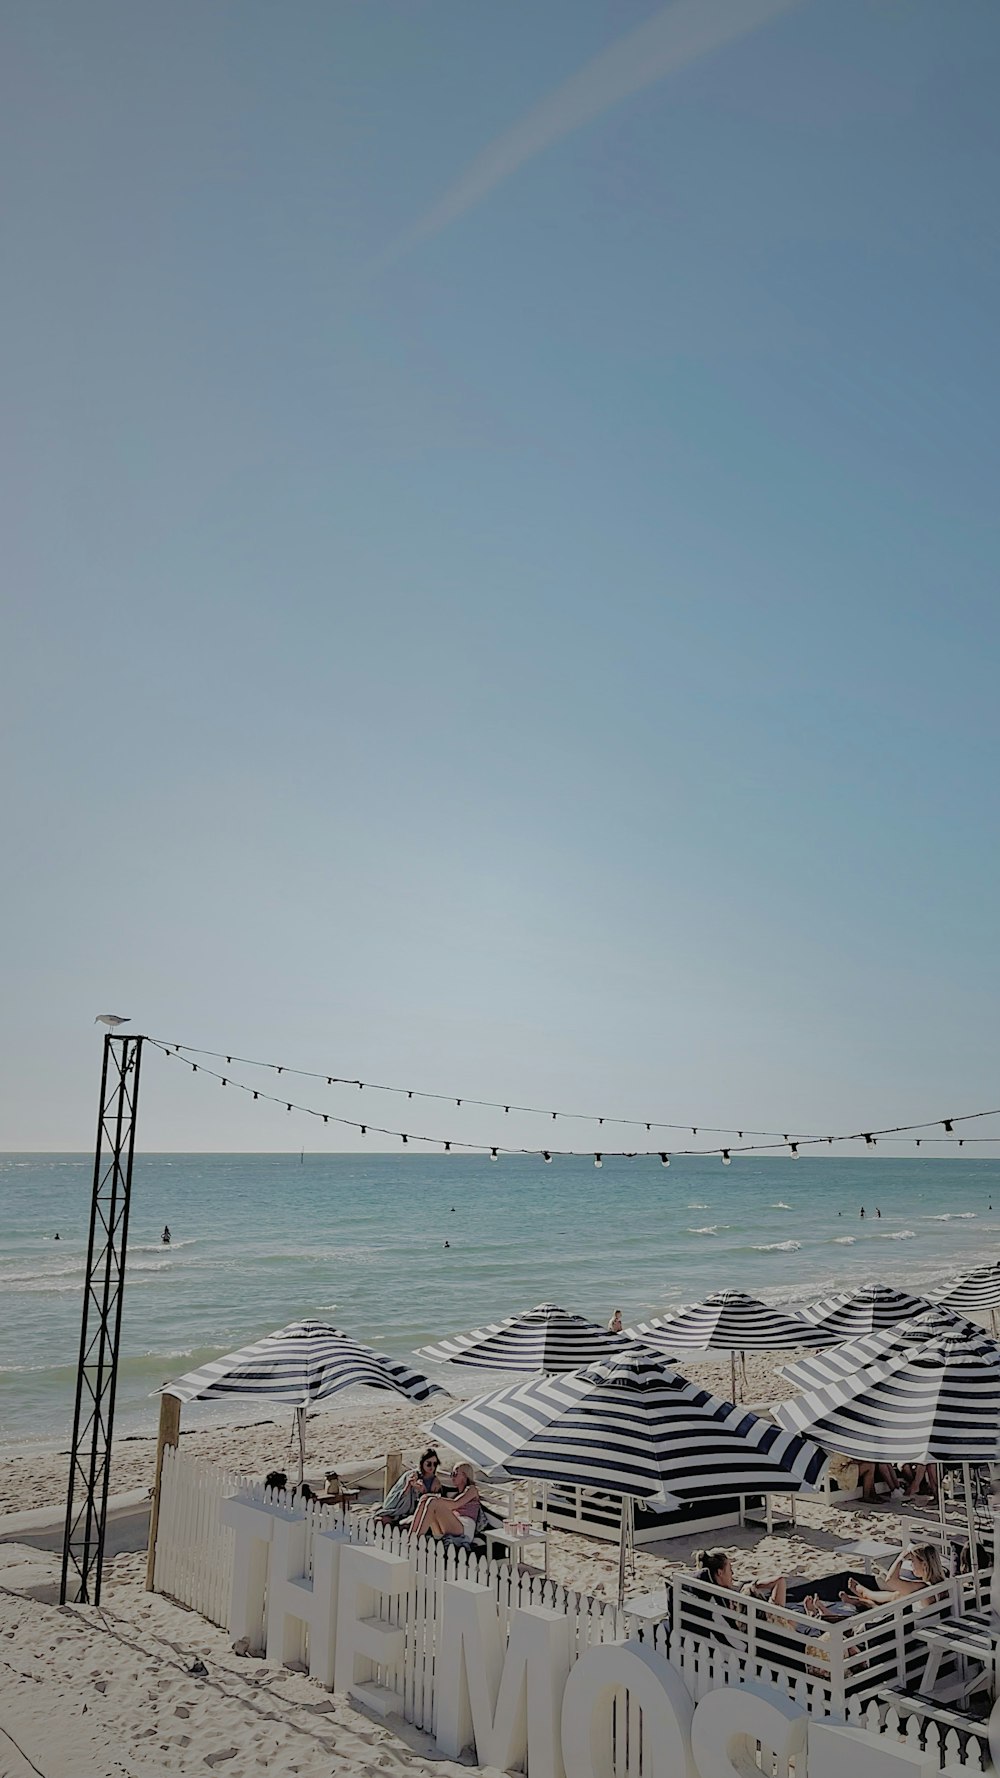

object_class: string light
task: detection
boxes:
[721,1149,731,1166]
[151,1036,1000,1151]
[147,1041,1000,1162]
[594,1153,603,1168]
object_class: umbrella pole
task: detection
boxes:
[963,1461,980,1605]
[296,1407,305,1486]
[617,1495,634,1611]
[730,1350,736,1404]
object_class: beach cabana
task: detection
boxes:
[163,1319,446,1482]
[627,1290,829,1401]
[773,1329,1000,1590]
[428,1348,827,1605]
[794,1283,933,1343]
[415,1301,634,1373]
[776,1306,982,1393]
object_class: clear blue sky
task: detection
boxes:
[3,0,999,1152]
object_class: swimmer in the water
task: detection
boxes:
[54,1232,60,1240]
[162,1225,171,1245]
[443,1240,450,1249]
[860,1207,865,1219]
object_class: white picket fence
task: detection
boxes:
[152,1448,995,1774]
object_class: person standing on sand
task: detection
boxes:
[606,1309,623,1333]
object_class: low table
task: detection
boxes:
[838,1537,900,1576]
[623,1587,672,1626]
[484,1524,549,1576]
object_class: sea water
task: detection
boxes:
[2,1151,998,1447]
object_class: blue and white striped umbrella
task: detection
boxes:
[429,1347,828,1504]
[772,1329,1000,1464]
[933,1264,1000,1314]
[416,1302,634,1373]
[776,1307,983,1393]
[795,1284,933,1343]
[629,1291,828,1353]
[164,1319,446,1408]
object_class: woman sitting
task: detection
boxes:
[374,1447,442,1527]
[697,1549,787,1607]
[410,1463,480,1545]
[841,1543,945,1608]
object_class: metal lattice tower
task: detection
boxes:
[61,1033,144,1604]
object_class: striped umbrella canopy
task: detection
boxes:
[415,1302,633,1373]
[428,1348,827,1606]
[772,1329,1000,1463]
[428,1348,828,1503]
[628,1291,829,1353]
[795,1284,933,1342]
[163,1320,446,1481]
[777,1307,983,1393]
[934,1264,1000,1313]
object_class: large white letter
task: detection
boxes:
[220,1497,278,1653]
[809,1721,937,1778]
[436,1578,570,1778]
[264,1518,346,1688]
[560,1638,695,1778]
[691,1683,805,1778]
[333,1543,410,1715]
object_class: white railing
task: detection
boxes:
[152,1450,995,1774]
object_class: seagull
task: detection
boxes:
[94,1014,130,1030]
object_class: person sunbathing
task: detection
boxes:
[841,1543,945,1607]
[410,1463,480,1544]
[696,1549,786,1607]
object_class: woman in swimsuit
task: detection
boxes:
[409,1463,480,1543]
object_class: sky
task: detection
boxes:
[2,0,999,1153]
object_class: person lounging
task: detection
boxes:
[841,1543,945,1608]
[410,1464,480,1545]
[697,1548,787,1607]
[374,1448,442,1527]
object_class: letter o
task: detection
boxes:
[691,1682,806,1778]
[560,1638,696,1778]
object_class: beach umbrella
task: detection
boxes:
[773,1329,1000,1593]
[776,1306,983,1393]
[627,1291,829,1401]
[163,1320,446,1482]
[934,1264,1000,1333]
[415,1302,634,1374]
[795,1283,933,1342]
[428,1348,827,1605]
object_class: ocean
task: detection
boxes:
[2,1151,998,1449]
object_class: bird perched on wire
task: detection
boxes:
[94,1013,130,1031]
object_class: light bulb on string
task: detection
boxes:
[361,1125,367,1137]
[401,1133,408,1145]
[659,1153,670,1167]
[444,1142,451,1153]
[490,1148,498,1161]
[789,1142,799,1159]
[543,1151,552,1164]
[594,1154,603,1168]
[721,1149,731,1166]
[286,1104,292,1112]
[221,1078,227,1087]
[943,1120,954,1134]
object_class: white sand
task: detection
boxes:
[0,1349,949,1775]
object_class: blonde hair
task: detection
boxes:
[453,1462,475,1489]
[912,1544,945,1585]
